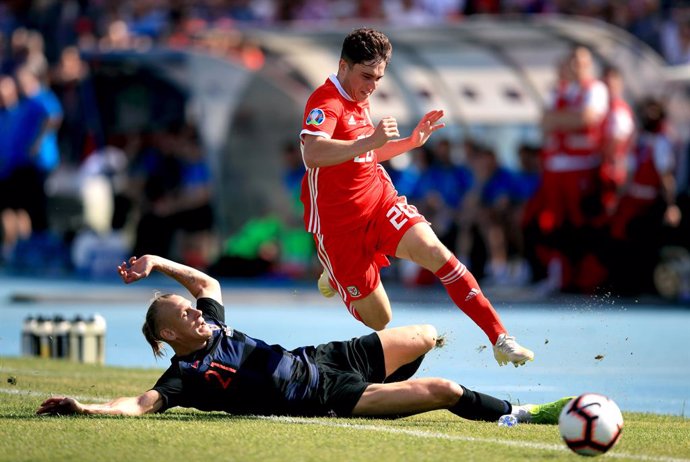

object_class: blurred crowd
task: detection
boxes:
[384,45,689,297]
[2,1,690,66]
[1,0,690,299]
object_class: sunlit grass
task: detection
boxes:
[1,356,688,462]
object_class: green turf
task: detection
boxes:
[1,356,688,462]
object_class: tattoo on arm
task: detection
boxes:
[178,269,198,288]
[157,260,212,299]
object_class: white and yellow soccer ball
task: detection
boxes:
[558,393,624,457]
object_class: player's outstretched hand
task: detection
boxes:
[36,396,85,415]
[117,255,156,284]
[411,110,445,147]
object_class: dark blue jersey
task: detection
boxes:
[152,298,322,416]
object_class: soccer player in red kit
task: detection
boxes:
[541,46,609,230]
[299,28,533,367]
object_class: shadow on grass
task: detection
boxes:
[0,411,450,425]
[0,412,243,421]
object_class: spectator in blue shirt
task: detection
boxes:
[410,139,473,252]
[462,144,525,285]
[15,65,63,175]
[0,73,48,258]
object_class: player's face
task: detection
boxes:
[570,48,593,81]
[604,73,622,96]
[161,295,214,343]
[339,59,386,102]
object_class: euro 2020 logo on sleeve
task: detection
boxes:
[306,108,325,126]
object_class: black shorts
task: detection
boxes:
[0,166,48,231]
[315,332,386,417]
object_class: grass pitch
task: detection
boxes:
[0,356,688,462]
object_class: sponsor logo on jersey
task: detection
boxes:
[306,108,326,126]
[347,286,361,297]
[348,115,356,125]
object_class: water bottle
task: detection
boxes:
[52,315,71,359]
[92,314,107,365]
[69,316,87,362]
[21,316,38,356]
[36,316,54,359]
[498,414,518,427]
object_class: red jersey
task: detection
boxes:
[601,97,635,187]
[560,79,607,157]
[542,79,569,160]
[544,79,608,173]
[299,75,397,235]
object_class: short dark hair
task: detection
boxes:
[340,28,392,67]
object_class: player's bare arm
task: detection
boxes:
[660,171,682,227]
[117,255,222,303]
[377,110,445,162]
[543,106,604,131]
[302,117,399,168]
[36,390,163,416]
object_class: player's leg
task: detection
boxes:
[317,268,393,330]
[375,324,437,378]
[352,378,463,416]
[395,222,533,367]
[353,378,514,422]
[395,222,503,338]
[315,230,394,330]
[349,283,392,330]
[352,378,572,423]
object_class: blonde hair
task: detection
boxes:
[141,292,175,358]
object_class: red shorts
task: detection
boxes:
[539,168,600,229]
[314,195,428,306]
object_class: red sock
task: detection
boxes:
[435,255,505,344]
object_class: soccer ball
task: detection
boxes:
[558,393,624,457]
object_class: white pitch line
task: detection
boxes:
[3,388,687,462]
[258,415,690,462]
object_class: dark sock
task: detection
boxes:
[383,354,425,383]
[449,385,512,422]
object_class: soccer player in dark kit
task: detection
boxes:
[37,254,569,421]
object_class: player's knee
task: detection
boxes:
[364,320,388,331]
[417,324,438,351]
[411,240,450,269]
[359,309,392,331]
[428,378,463,407]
